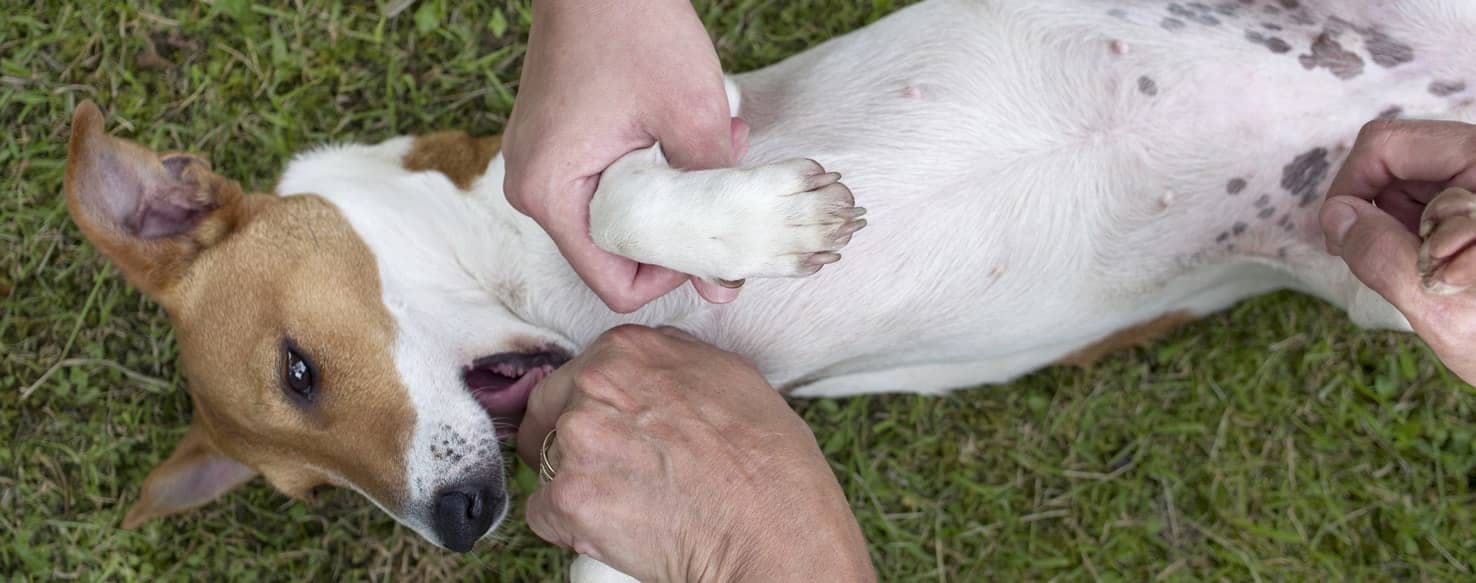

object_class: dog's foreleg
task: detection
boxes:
[587,81,866,286]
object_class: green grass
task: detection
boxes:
[3,1,1475,580]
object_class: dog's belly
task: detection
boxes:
[699,0,1476,391]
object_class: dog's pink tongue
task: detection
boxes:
[468,367,551,438]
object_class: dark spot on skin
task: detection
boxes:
[1227,178,1247,194]
[1254,194,1270,207]
[1431,80,1468,97]
[1259,206,1276,219]
[1162,17,1186,31]
[1264,5,1282,15]
[1263,22,1283,31]
[1216,232,1230,243]
[1299,32,1365,80]
[1213,2,1240,17]
[1378,106,1403,120]
[1278,246,1289,258]
[1246,30,1292,54]
[1327,17,1415,68]
[1279,0,1299,8]
[1108,8,1129,19]
[1282,147,1331,200]
[1233,222,1248,236]
[1364,30,1415,68]
[1300,193,1319,207]
[1169,3,1220,26]
[1227,244,1238,252]
[1138,76,1159,96]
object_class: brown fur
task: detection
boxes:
[1057,311,1197,368]
[401,130,502,190]
[66,102,415,525]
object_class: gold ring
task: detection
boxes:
[539,430,559,483]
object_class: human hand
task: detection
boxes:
[503,0,748,313]
[1320,119,1476,383]
[517,326,875,583]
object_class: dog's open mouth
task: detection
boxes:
[462,349,571,436]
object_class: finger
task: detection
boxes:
[654,325,701,343]
[731,117,751,161]
[536,187,688,313]
[1437,245,1476,290]
[1327,120,1476,203]
[1373,181,1438,234]
[517,363,581,466]
[524,484,572,549]
[691,277,741,303]
[1426,216,1476,260]
[655,99,736,170]
[1323,196,1431,319]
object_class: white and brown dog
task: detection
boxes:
[62,0,1476,579]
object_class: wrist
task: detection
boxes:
[719,518,874,583]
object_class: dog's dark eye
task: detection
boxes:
[283,343,316,403]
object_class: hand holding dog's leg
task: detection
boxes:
[1321,119,1476,384]
[518,326,875,583]
[1417,187,1476,295]
[502,0,745,313]
[589,148,866,287]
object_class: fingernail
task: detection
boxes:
[1323,199,1358,254]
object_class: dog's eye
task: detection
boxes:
[282,343,316,403]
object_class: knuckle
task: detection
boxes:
[546,482,588,517]
[1356,118,1397,144]
[602,295,645,314]
[572,363,623,400]
[557,409,611,454]
[502,176,541,214]
[599,324,657,350]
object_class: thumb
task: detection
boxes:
[1322,196,1429,318]
[658,114,737,171]
[524,484,573,549]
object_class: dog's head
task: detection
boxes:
[63,102,568,551]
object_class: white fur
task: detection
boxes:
[273,0,1476,578]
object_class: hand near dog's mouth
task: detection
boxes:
[463,349,571,437]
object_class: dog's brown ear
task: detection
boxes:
[123,420,257,529]
[65,101,255,302]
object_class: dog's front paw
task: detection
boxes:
[711,158,866,282]
[1418,187,1476,295]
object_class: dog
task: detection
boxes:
[62,0,1476,579]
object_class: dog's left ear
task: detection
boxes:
[64,101,256,304]
[122,420,257,529]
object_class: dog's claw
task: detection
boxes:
[716,278,746,289]
[1417,187,1476,295]
[836,219,867,237]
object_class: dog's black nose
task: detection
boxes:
[432,484,505,552]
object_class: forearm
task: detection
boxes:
[533,0,701,28]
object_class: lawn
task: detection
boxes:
[3,1,1475,581]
